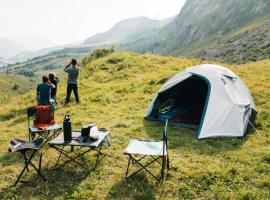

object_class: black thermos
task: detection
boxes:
[63,115,72,142]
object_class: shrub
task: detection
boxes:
[12,84,19,90]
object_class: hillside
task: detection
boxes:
[0,51,269,199]
[195,14,270,64]
[0,73,33,103]
[121,0,270,57]
[0,47,94,82]
[83,16,174,46]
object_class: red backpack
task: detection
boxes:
[34,105,55,128]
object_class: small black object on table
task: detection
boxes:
[49,130,109,174]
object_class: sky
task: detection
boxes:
[0,0,186,49]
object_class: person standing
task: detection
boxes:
[64,59,80,104]
[48,72,59,104]
[37,76,52,105]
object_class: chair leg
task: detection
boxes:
[29,159,46,182]
[14,163,29,187]
[14,150,46,187]
[167,155,170,170]
[37,152,46,181]
[160,156,166,183]
[125,156,131,179]
[128,156,160,181]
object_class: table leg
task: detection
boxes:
[92,143,103,171]
[55,145,65,166]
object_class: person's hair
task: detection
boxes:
[42,75,49,83]
[71,59,77,66]
[48,72,56,81]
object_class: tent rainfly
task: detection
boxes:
[145,64,256,139]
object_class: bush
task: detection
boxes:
[12,84,19,90]
[82,46,115,65]
[91,46,114,59]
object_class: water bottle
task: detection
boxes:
[63,115,72,142]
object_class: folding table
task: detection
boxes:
[49,130,109,174]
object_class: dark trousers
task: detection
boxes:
[65,83,79,103]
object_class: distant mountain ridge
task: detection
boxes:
[121,0,270,57]
[0,38,24,59]
[83,16,175,46]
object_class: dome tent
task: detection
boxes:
[145,64,256,139]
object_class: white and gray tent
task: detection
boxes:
[145,64,256,139]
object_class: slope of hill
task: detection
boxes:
[195,14,270,64]
[122,0,270,56]
[83,16,175,46]
[0,51,269,199]
[0,47,93,81]
[0,73,33,103]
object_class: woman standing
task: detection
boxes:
[48,72,59,104]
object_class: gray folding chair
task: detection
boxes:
[124,120,170,182]
[9,138,46,186]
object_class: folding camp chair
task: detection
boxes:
[9,138,46,187]
[124,120,170,182]
[27,106,61,145]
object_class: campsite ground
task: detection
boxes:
[0,51,269,199]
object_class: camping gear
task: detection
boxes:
[27,107,61,143]
[9,138,46,186]
[145,64,256,139]
[34,105,55,128]
[81,124,98,141]
[81,125,90,141]
[90,125,99,140]
[63,115,72,142]
[124,120,169,182]
[49,130,109,173]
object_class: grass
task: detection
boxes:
[0,74,33,104]
[0,51,269,199]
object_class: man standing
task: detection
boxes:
[64,59,80,104]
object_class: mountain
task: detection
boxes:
[0,46,93,80]
[9,43,81,63]
[0,57,9,67]
[0,36,57,60]
[122,0,270,56]
[15,35,56,52]
[195,13,270,64]
[83,16,175,46]
[0,38,24,58]
[0,50,269,199]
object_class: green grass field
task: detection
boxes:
[0,51,269,199]
[0,74,33,104]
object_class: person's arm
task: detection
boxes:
[64,61,72,73]
[50,83,55,88]
[55,77,59,83]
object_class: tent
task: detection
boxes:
[145,64,256,139]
